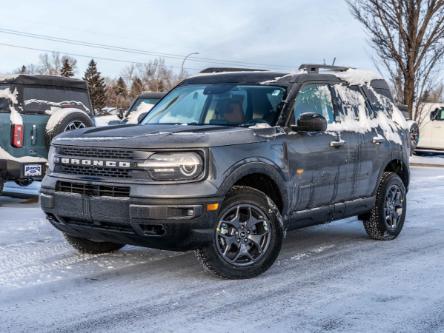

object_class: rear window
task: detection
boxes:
[23,87,91,113]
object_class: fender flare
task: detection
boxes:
[217,158,290,213]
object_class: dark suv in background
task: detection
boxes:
[40,65,410,279]
[0,75,94,193]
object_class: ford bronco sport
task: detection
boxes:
[0,75,94,194]
[40,65,410,279]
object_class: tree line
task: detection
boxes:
[16,53,181,112]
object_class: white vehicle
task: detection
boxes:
[416,103,444,152]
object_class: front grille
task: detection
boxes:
[57,146,133,159]
[56,181,130,197]
[56,164,131,178]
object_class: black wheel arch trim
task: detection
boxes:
[217,158,290,214]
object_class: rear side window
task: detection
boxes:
[291,83,335,124]
[23,87,91,113]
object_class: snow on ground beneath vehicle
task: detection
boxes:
[410,153,444,166]
[1,167,444,332]
[0,87,22,125]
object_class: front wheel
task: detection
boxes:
[362,172,407,240]
[64,234,124,254]
[195,186,283,279]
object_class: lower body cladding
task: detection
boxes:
[40,182,222,251]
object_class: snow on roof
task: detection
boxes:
[0,74,19,82]
[334,68,382,86]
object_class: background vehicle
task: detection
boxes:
[398,104,420,154]
[95,92,165,126]
[415,103,444,152]
[40,65,410,279]
[0,75,94,193]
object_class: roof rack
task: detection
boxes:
[299,64,353,73]
[200,67,268,74]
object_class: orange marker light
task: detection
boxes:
[207,203,219,211]
[296,168,304,176]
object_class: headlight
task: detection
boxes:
[138,152,204,181]
[47,146,55,173]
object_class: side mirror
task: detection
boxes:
[292,112,327,132]
[137,112,148,123]
[118,109,125,120]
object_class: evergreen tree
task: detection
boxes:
[60,58,74,77]
[83,59,106,111]
[130,76,144,99]
[114,77,128,97]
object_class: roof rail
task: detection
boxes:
[200,67,268,74]
[299,64,353,73]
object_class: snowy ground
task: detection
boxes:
[0,166,443,332]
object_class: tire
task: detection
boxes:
[409,123,420,155]
[195,186,284,279]
[362,172,407,240]
[45,109,94,146]
[64,233,124,254]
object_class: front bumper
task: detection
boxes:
[40,179,222,251]
[0,158,46,181]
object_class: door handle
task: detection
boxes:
[372,136,384,144]
[330,139,345,148]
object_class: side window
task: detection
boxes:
[333,84,367,122]
[432,108,444,121]
[291,84,334,125]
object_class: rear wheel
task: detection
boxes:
[45,110,94,146]
[195,186,283,279]
[362,172,407,240]
[64,234,124,254]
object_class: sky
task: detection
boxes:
[0,0,376,78]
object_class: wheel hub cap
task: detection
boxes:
[384,184,404,230]
[216,204,272,267]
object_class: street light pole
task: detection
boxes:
[181,52,199,78]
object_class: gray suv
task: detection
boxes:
[40,65,410,279]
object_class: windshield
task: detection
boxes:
[141,84,286,126]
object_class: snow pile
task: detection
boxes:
[335,68,382,86]
[0,87,22,125]
[94,114,120,127]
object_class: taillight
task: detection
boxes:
[11,124,24,148]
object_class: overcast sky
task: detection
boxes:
[0,0,376,78]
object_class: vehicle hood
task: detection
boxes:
[52,124,281,149]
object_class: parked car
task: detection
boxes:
[415,103,444,152]
[0,74,94,193]
[397,104,420,154]
[94,92,165,126]
[41,65,410,279]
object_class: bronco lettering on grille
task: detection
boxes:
[54,157,132,168]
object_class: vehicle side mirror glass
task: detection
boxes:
[292,112,327,132]
[430,110,438,121]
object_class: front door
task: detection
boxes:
[285,83,355,215]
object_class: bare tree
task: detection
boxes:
[14,52,77,76]
[348,0,444,123]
